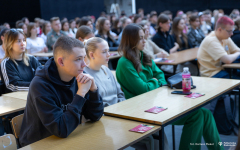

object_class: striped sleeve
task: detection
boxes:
[1,58,29,92]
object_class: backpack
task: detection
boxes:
[210,95,238,135]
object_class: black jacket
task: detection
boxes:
[152,30,175,53]
[0,55,41,94]
[231,30,240,48]
[172,34,193,51]
[95,34,119,51]
[187,27,205,48]
[19,58,104,147]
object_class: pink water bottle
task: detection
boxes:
[182,67,191,93]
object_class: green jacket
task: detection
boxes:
[116,51,167,99]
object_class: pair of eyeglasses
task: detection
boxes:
[10,28,23,32]
[222,28,234,34]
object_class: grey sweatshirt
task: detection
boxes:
[84,65,126,107]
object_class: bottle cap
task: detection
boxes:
[183,67,189,72]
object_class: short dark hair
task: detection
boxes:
[189,15,199,23]
[79,17,91,27]
[53,36,84,58]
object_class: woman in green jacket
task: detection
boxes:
[116,24,224,150]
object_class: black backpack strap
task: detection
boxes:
[223,95,239,132]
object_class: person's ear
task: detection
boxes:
[159,22,162,27]
[1,36,4,43]
[57,57,64,66]
[78,37,84,42]
[89,52,94,59]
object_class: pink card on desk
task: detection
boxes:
[185,93,205,99]
[110,53,117,56]
[129,124,155,133]
[164,60,174,63]
[145,106,168,114]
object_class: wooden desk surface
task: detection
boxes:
[104,77,240,125]
[223,63,240,69]
[2,91,28,101]
[155,48,198,65]
[0,96,26,116]
[19,116,160,150]
[32,52,53,57]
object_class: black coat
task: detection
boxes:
[152,30,175,53]
[187,27,205,47]
[96,34,119,51]
[172,34,193,51]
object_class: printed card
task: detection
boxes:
[185,93,205,99]
[164,59,174,63]
[145,106,168,114]
[129,124,155,133]
[110,53,117,56]
[153,58,174,63]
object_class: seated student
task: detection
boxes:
[171,17,198,75]
[133,14,142,23]
[198,16,240,78]
[0,29,41,94]
[40,21,51,44]
[76,26,95,65]
[83,37,125,107]
[19,36,104,147]
[61,20,74,37]
[138,21,169,59]
[116,24,224,150]
[188,15,205,47]
[95,17,119,51]
[117,17,132,44]
[111,19,122,36]
[171,17,193,51]
[76,25,95,42]
[69,19,77,37]
[16,22,27,36]
[46,17,67,51]
[149,13,158,36]
[26,22,48,62]
[231,18,240,48]
[0,27,9,61]
[152,14,179,54]
[78,17,93,29]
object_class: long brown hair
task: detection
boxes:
[172,17,188,49]
[4,29,29,66]
[98,17,115,42]
[27,22,35,37]
[42,21,50,35]
[118,24,152,73]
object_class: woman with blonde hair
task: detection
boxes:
[0,29,41,93]
[83,37,125,107]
